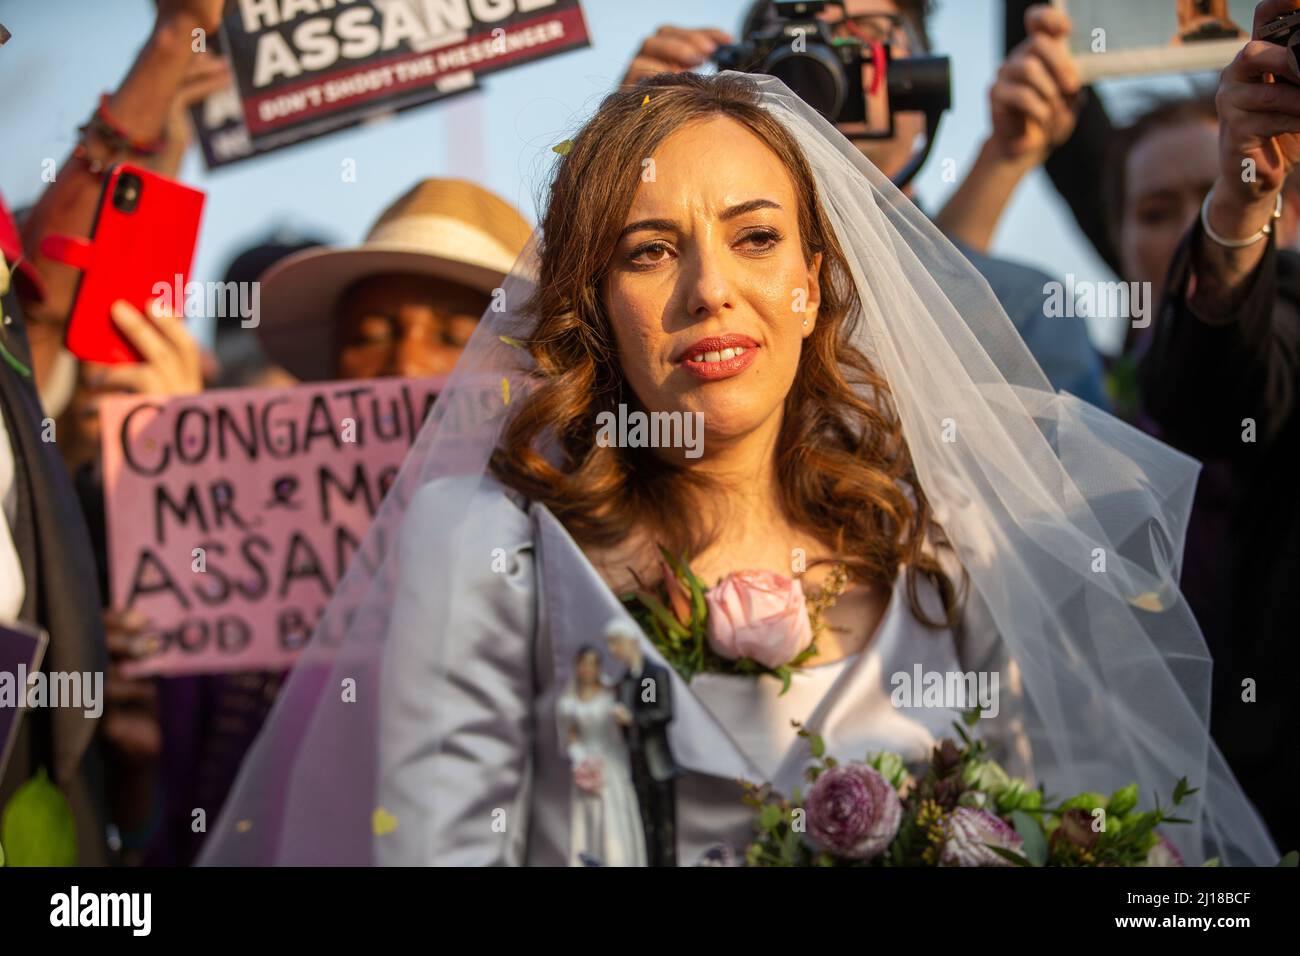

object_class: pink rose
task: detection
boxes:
[705,570,814,669]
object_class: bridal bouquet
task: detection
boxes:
[742,717,1200,867]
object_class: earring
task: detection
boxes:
[802,319,809,327]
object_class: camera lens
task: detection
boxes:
[113,172,143,214]
[764,45,846,121]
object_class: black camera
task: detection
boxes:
[1259,8,1300,79]
[713,0,951,139]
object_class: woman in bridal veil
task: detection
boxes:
[200,71,1279,867]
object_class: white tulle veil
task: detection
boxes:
[199,72,1279,867]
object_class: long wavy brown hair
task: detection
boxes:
[490,72,961,627]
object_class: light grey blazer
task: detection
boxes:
[375,477,1029,866]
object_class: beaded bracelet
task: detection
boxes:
[86,92,166,156]
[72,92,168,176]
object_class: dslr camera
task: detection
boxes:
[1260,8,1300,79]
[713,0,951,139]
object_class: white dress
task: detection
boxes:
[376,477,1032,866]
[556,688,647,867]
[689,657,859,785]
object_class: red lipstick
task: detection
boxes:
[675,334,759,381]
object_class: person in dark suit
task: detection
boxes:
[0,194,111,865]
[605,621,682,867]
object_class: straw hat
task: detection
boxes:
[256,179,532,381]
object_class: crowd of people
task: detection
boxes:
[0,0,1295,867]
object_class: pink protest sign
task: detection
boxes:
[99,376,446,677]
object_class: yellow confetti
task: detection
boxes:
[641,94,650,107]
[552,139,573,156]
[501,377,511,406]
[1128,591,1165,612]
[372,807,399,837]
[498,335,525,349]
[235,819,253,833]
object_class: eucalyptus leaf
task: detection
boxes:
[1010,809,1048,866]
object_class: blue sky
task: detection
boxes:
[0,0,1214,353]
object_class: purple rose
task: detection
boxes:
[1051,807,1100,852]
[806,764,902,860]
[939,807,1024,867]
[1142,834,1184,867]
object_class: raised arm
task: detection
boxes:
[19,0,223,386]
[1184,3,1300,319]
[935,5,1081,253]
[1139,4,1300,457]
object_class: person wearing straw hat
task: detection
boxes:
[129,178,532,866]
[256,178,532,382]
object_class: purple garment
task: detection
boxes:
[1115,326,1235,654]
[1171,457,1235,654]
[1131,388,1235,684]
[144,670,285,866]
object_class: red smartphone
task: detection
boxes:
[41,164,205,364]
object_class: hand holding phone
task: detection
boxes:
[84,299,204,396]
[40,164,204,365]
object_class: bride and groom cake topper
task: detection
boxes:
[558,623,682,867]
